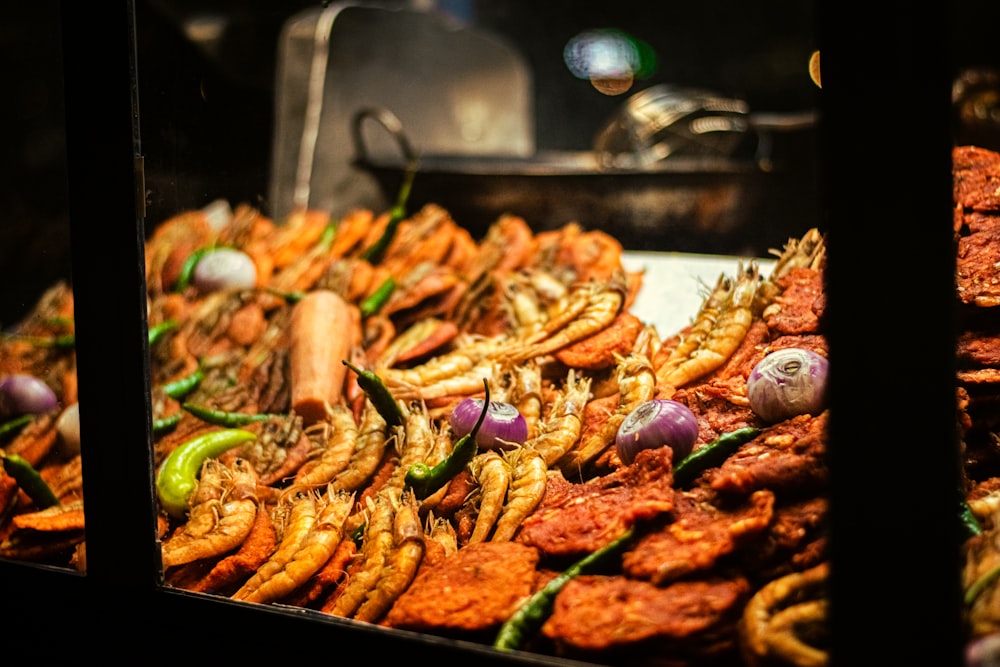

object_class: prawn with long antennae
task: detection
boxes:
[468,450,511,543]
[491,447,547,542]
[231,487,354,605]
[293,403,359,488]
[161,458,260,568]
[524,369,592,467]
[656,262,761,394]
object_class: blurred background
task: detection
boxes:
[2,1,997,323]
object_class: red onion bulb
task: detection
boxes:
[450,398,527,450]
[616,399,699,465]
[0,373,59,418]
[747,347,829,423]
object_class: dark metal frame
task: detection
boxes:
[0,2,965,663]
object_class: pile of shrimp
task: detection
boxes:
[1,194,829,662]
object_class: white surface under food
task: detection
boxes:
[621,251,777,338]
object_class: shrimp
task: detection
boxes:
[230,487,354,605]
[557,351,656,475]
[330,397,390,493]
[525,369,592,466]
[656,273,733,378]
[325,488,398,618]
[161,458,260,568]
[231,488,318,600]
[468,450,511,543]
[389,360,500,402]
[377,335,503,387]
[504,276,626,363]
[501,273,546,336]
[657,262,761,392]
[491,447,547,542]
[426,514,458,558]
[294,403,359,488]
[511,360,543,440]
[353,491,425,623]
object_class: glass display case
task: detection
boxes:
[0,1,976,664]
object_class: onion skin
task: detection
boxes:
[0,374,59,418]
[616,399,699,465]
[747,348,829,423]
[450,398,528,450]
[192,248,257,293]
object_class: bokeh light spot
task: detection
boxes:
[564,29,657,95]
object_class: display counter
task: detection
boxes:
[0,2,966,664]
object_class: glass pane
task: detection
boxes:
[0,2,85,572]
[134,2,854,665]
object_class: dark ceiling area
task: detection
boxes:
[2,1,999,322]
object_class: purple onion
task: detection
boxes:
[450,398,528,450]
[0,373,59,418]
[616,399,699,465]
[747,347,829,423]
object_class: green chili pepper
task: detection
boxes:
[156,428,256,519]
[960,498,983,540]
[182,402,276,428]
[148,319,178,345]
[2,454,59,509]
[494,526,635,651]
[317,221,337,251]
[966,560,1000,606]
[161,367,205,400]
[359,277,396,318]
[174,246,215,292]
[0,414,33,441]
[263,288,305,304]
[152,413,183,436]
[406,379,489,499]
[342,359,405,429]
[1,333,76,349]
[360,157,418,265]
[672,426,762,488]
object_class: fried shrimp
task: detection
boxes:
[378,335,503,387]
[468,450,511,543]
[491,447,547,542]
[512,360,543,440]
[230,487,354,605]
[232,488,318,600]
[387,359,500,402]
[525,370,592,466]
[657,262,761,392]
[330,397,390,493]
[161,458,260,568]
[353,491,425,623]
[557,350,656,475]
[325,488,398,618]
[294,403,359,488]
[504,275,626,363]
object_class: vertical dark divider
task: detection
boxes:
[61,0,160,653]
[820,4,964,665]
